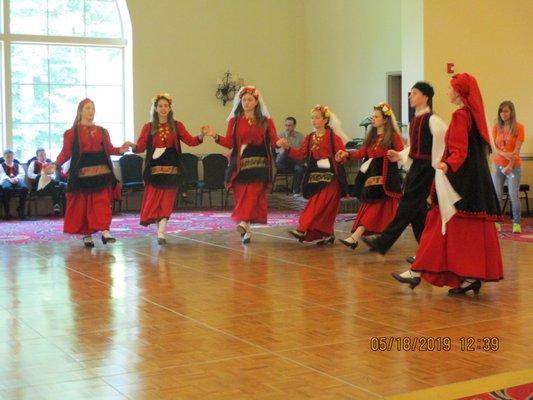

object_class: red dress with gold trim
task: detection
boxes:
[135,121,203,226]
[56,125,121,235]
[349,132,404,234]
[216,117,278,224]
[288,130,345,241]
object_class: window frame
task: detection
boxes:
[0,0,133,157]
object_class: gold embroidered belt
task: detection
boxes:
[240,156,267,171]
[151,166,179,175]
[79,165,111,177]
[308,172,334,184]
[364,176,383,187]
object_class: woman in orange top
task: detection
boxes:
[492,101,525,233]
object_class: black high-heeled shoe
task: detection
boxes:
[317,235,335,245]
[157,237,167,245]
[391,271,421,289]
[339,238,358,249]
[448,280,481,295]
[101,235,116,244]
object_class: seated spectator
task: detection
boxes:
[27,148,65,215]
[1,149,28,219]
[275,117,305,195]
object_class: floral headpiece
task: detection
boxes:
[239,86,259,99]
[152,93,173,105]
[311,105,331,119]
[375,102,392,117]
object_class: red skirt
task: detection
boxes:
[299,181,341,241]
[64,187,113,235]
[140,183,177,226]
[351,197,399,235]
[412,207,504,288]
[231,182,268,224]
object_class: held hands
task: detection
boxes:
[276,138,289,149]
[119,141,135,153]
[387,150,400,162]
[335,150,348,163]
[437,162,448,174]
[201,125,216,138]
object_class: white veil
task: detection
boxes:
[227,86,270,121]
[327,110,348,143]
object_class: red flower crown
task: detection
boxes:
[239,86,259,99]
[311,105,331,119]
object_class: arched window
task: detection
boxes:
[1,0,132,162]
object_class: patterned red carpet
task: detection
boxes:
[459,381,532,400]
[0,212,530,246]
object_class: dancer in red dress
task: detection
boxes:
[336,103,404,249]
[50,99,132,247]
[203,86,283,243]
[280,105,347,244]
[392,73,503,294]
[132,93,204,245]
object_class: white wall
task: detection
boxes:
[302,0,402,139]
[400,0,424,125]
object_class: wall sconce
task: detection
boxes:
[216,71,243,106]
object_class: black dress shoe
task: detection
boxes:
[339,238,358,249]
[157,237,167,245]
[83,238,95,248]
[101,235,116,244]
[406,256,415,264]
[288,229,305,242]
[391,271,421,289]
[448,280,481,295]
[361,235,386,255]
[317,235,335,245]
[242,232,251,244]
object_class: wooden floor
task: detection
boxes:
[0,220,531,399]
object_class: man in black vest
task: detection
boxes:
[362,82,446,255]
[1,149,28,219]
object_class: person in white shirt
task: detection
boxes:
[27,148,64,215]
[1,149,28,219]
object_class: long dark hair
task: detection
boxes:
[496,100,517,137]
[150,96,177,136]
[233,97,267,128]
[363,106,397,149]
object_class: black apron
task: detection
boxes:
[353,157,402,203]
[442,119,501,217]
[225,118,271,185]
[67,126,116,193]
[301,130,348,199]
[144,147,182,189]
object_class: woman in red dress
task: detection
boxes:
[203,86,282,244]
[51,98,132,247]
[336,103,404,249]
[281,105,347,244]
[392,73,503,294]
[132,93,204,245]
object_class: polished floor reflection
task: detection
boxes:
[0,221,531,399]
